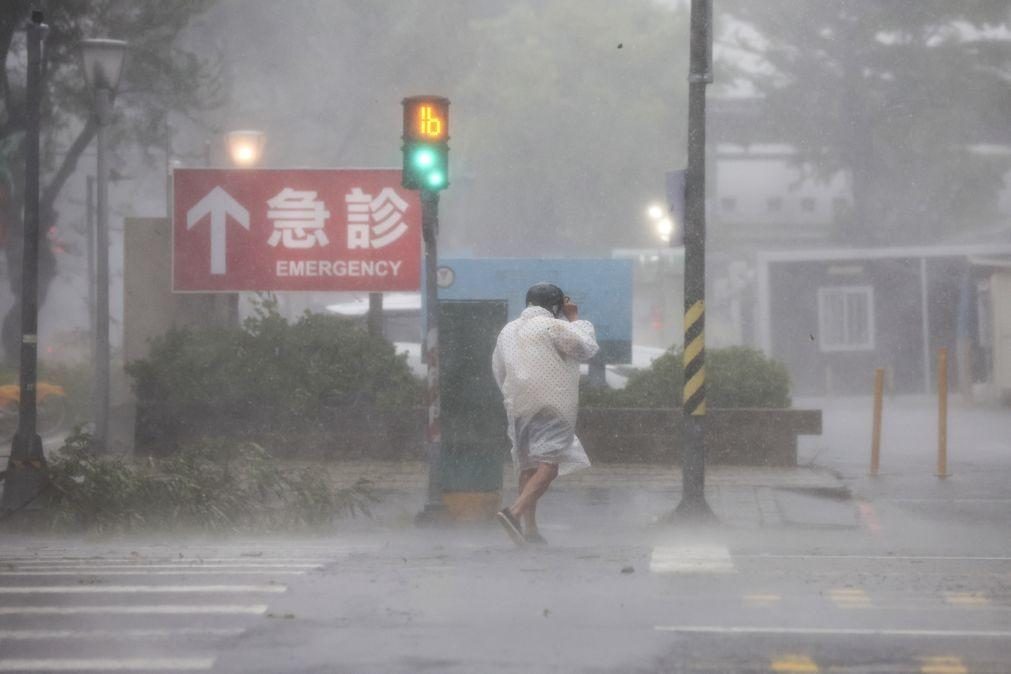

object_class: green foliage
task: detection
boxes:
[217,0,690,254]
[2,1,223,363]
[719,0,1011,243]
[581,346,790,409]
[126,298,422,449]
[44,428,376,533]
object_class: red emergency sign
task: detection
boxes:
[172,168,421,292]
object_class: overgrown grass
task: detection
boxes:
[40,429,377,533]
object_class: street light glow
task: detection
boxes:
[647,204,665,220]
[657,217,674,238]
[225,130,265,168]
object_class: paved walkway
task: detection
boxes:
[317,461,853,530]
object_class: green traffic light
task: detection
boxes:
[412,147,437,169]
[427,171,445,188]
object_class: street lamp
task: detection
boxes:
[225,130,266,168]
[80,37,127,451]
[647,202,675,244]
[2,11,49,513]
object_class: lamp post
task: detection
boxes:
[2,12,49,513]
[80,37,128,451]
[221,130,265,324]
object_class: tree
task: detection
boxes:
[210,0,690,255]
[719,0,1011,244]
[0,1,222,362]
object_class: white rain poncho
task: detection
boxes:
[492,306,600,475]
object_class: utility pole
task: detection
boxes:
[2,12,49,513]
[672,0,715,520]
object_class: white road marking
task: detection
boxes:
[739,553,1011,562]
[0,628,244,640]
[0,563,321,571]
[649,545,735,574]
[0,584,285,594]
[0,569,307,576]
[0,657,215,671]
[0,604,268,615]
[0,557,327,565]
[655,625,1011,638]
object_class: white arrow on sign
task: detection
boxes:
[186,186,250,275]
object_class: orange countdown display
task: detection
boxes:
[402,96,449,143]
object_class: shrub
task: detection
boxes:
[127,297,423,451]
[43,429,376,533]
[581,346,790,409]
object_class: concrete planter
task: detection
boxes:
[577,407,822,466]
[136,404,820,467]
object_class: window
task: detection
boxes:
[817,286,875,351]
[801,197,817,213]
[767,197,783,213]
[720,197,737,212]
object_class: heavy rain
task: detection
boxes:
[1,1,1010,672]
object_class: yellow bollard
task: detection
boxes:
[870,368,884,476]
[937,348,949,478]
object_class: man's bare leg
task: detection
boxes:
[509,462,558,524]
[517,468,537,535]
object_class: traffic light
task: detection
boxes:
[402,96,449,191]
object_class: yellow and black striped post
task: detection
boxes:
[683,301,706,416]
[672,0,715,520]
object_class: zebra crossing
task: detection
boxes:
[0,543,366,672]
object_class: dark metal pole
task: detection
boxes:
[86,176,96,370]
[673,0,715,520]
[2,12,49,513]
[367,293,383,337]
[94,87,112,450]
[417,189,446,523]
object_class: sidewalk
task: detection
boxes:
[322,460,855,530]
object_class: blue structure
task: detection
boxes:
[436,258,633,363]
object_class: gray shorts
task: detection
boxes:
[512,410,576,473]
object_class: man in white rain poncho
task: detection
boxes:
[492,282,599,545]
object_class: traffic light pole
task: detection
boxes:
[672,0,715,521]
[3,12,49,514]
[417,189,446,524]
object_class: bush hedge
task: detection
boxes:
[581,346,791,409]
[42,430,375,532]
[127,298,422,452]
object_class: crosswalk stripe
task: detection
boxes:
[0,584,285,594]
[0,657,215,671]
[649,545,735,574]
[0,604,268,615]
[0,569,307,576]
[0,563,322,570]
[0,628,245,640]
